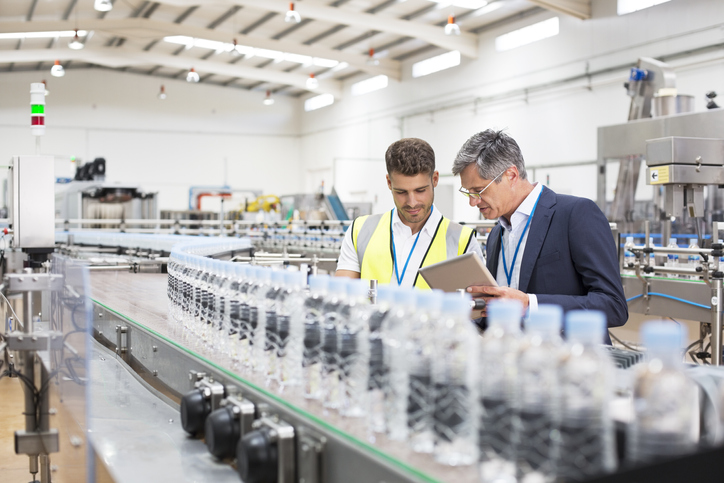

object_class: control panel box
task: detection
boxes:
[9,155,55,248]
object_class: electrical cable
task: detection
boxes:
[608,330,640,352]
[626,292,710,309]
[0,290,22,328]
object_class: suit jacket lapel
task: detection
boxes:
[518,186,556,293]
[486,224,502,276]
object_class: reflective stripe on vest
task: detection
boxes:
[352,210,476,289]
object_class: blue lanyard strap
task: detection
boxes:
[391,206,431,286]
[501,190,543,287]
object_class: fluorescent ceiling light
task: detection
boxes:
[471,2,504,16]
[428,0,489,9]
[0,30,88,40]
[304,93,334,112]
[351,75,388,96]
[412,50,461,78]
[163,36,339,68]
[617,0,670,15]
[495,17,559,52]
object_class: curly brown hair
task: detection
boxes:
[385,138,436,177]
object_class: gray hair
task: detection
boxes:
[451,129,527,181]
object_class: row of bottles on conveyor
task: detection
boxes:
[166,254,706,482]
[623,236,706,279]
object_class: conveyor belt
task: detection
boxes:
[88,271,479,483]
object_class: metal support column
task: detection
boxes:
[712,278,723,366]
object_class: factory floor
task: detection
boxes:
[0,375,114,483]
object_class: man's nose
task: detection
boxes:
[469,196,480,207]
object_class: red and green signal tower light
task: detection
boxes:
[30,82,46,136]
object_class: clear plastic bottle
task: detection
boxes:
[408,290,444,453]
[628,321,698,464]
[321,277,348,409]
[665,238,679,278]
[226,263,247,364]
[557,310,617,481]
[258,270,286,382]
[516,304,563,481]
[432,293,479,466]
[382,288,417,442]
[167,255,178,319]
[303,275,328,400]
[246,267,271,370]
[478,299,523,483]
[209,260,225,350]
[277,270,307,392]
[688,238,701,280]
[623,236,636,273]
[235,265,256,367]
[338,279,372,418]
[367,284,396,436]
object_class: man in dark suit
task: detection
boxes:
[452,130,627,335]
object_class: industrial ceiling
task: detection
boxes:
[0,0,591,97]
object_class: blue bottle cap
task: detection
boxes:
[565,310,606,344]
[526,304,563,335]
[641,321,686,354]
[442,293,472,317]
[487,299,523,332]
[308,274,329,293]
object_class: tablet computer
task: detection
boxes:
[418,252,498,293]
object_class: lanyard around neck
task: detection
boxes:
[501,190,543,287]
[391,206,432,286]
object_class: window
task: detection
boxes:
[351,75,389,96]
[495,17,559,52]
[618,0,671,15]
[304,94,335,112]
[412,51,461,78]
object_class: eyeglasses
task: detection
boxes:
[458,168,508,200]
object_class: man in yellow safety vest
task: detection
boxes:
[336,138,484,288]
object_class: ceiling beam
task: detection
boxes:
[526,0,591,20]
[0,48,342,97]
[0,18,400,79]
[145,0,479,58]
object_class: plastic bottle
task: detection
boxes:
[628,321,698,464]
[338,279,372,418]
[688,238,701,280]
[516,304,563,481]
[478,299,523,483]
[408,290,444,453]
[367,284,396,436]
[259,270,286,382]
[557,310,617,481]
[432,293,479,466]
[303,275,328,400]
[246,267,271,370]
[382,289,417,442]
[226,263,246,364]
[623,236,636,273]
[277,270,307,391]
[321,277,348,409]
[665,238,679,278]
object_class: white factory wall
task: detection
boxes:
[0,69,302,212]
[299,0,724,222]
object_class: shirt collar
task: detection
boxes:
[393,204,441,236]
[498,183,542,231]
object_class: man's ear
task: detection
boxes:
[432,170,439,188]
[386,173,392,190]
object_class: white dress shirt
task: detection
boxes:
[495,182,543,312]
[337,205,484,287]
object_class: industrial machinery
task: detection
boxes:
[55,159,158,225]
[599,57,724,366]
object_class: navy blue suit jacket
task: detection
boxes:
[486,186,628,338]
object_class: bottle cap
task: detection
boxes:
[328,277,348,295]
[565,310,606,343]
[256,267,271,283]
[487,299,523,332]
[442,293,472,316]
[394,288,417,308]
[526,304,562,335]
[271,270,285,285]
[641,321,686,354]
[416,290,444,313]
[375,284,396,306]
[690,238,698,245]
[347,279,370,299]
[308,274,328,293]
[669,238,677,245]
[283,270,304,289]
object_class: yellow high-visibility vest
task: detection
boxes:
[351,210,476,289]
